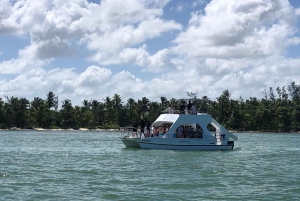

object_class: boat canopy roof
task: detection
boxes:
[152,113,212,127]
[152,114,180,126]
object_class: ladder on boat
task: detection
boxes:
[215,132,225,145]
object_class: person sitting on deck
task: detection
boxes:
[183,126,189,138]
[158,126,164,137]
[155,126,159,137]
[172,130,177,138]
[188,126,194,138]
[177,125,183,138]
[151,126,157,137]
[163,124,169,134]
[195,124,203,138]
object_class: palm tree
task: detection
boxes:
[104,96,114,125]
[216,90,231,125]
[16,97,30,128]
[112,94,123,125]
[126,98,137,125]
[288,82,300,131]
[138,97,150,118]
[91,100,100,128]
[0,98,4,128]
[81,100,92,128]
[148,101,160,122]
[46,91,58,110]
[46,91,58,128]
[31,97,46,127]
[82,100,90,109]
[3,96,16,128]
[61,99,75,128]
[169,98,179,111]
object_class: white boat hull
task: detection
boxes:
[121,137,141,147]
[137,138,234,150]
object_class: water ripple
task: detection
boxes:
[0,131,299,200]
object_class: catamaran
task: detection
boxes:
[120,112,238,150]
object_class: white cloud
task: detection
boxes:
[74,65,112,96]
[1,0,300,106]
[174,0,206,13]
[85,14,181,67]
[1,0,181,74]
[296,8,300,15]
[192,0,206,7]
[0,43,49,74]
[176,5,183,12]
[117,46,175,72]
[173,0,299,59]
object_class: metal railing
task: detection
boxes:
[120,127,136,138]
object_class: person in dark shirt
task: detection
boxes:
[140,119,146,137]
[146,121,151,137]
[133,123,138,137]
[180,102,185,114]
[187,100,192,113]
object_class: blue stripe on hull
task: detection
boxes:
[138,141,233,150]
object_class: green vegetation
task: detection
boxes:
[1,81,300,132]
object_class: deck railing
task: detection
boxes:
[120,127,136,138]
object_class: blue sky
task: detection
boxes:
[1,0,300,106]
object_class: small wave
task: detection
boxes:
[1,173,11,178]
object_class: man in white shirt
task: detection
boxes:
[191,104,196,115]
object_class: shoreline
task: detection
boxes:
[230,130,300,134]
[0,128,119,132]
[0,128,300,134]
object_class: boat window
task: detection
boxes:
[207,123,216,131]
[194,124,203,138]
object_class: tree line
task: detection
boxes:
[0,81,300,132]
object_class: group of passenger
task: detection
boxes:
[174,124,203,138]
[132,119,170,138]
[132,119,151,137]
[147,124,169,137]
[132,121,203,139]
[166,100,197,115]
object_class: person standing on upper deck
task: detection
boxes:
[187,100,192,113]
[191,103,196,115]
[180,102,185,114]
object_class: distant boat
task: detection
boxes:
[120,113,238,150]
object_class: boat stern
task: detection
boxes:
[121,137,141,148]
[227,140,234,149]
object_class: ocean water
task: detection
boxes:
[0,131,299,201]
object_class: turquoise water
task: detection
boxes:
[0,131,299,201]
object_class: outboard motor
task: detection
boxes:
[227,141,234,149]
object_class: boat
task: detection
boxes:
[120,127,141,148]
[120,113,238,150]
